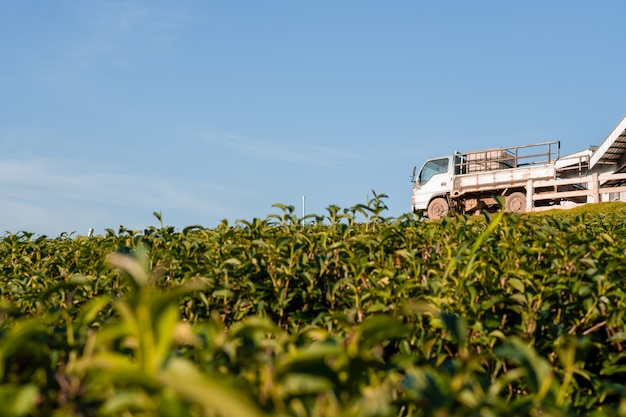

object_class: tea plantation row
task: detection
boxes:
[1,197,626,416]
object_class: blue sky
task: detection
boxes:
[1,1,624,236]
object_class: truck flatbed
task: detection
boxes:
[452,164,557,197]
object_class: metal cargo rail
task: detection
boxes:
[454,141,560,175]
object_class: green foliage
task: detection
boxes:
[1,197,626,415]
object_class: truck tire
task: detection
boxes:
[505,192,527,213]
[427,197,449,219]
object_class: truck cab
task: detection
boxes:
[411,155,454,217]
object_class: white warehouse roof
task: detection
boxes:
[590,115,626,172]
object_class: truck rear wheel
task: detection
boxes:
[505,192,527,213]
[427,198,449,219]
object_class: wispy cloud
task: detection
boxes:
[0,157,252,235]
[202,132,370,167]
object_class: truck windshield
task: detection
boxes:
[419,158,449,185]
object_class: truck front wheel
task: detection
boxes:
[427,198,449,219]
[505,192,527,213]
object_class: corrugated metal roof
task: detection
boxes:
[590,115,626,172]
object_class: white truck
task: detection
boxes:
[411,115,626,219]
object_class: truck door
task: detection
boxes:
[412,156,453,211]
